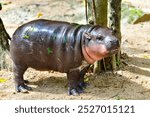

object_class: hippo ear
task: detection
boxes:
[84,32,92,40]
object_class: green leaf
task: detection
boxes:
[23,34,30,39]
[0,78,7,83]
[47,47,53,54]
[116,59,121,66]
[122,4,144,24]
[84,76,90,82]
[143,55,149,59]
[116,97,121,100]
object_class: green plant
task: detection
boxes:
[0,77,7,83]
[47,47,53,54]
[116,59,121,66]
[23,34,30,39]
[121,4,144,24]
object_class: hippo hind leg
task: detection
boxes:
[13,64,32,93]
[67,69,84,96]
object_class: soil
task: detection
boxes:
[0,0,150,100]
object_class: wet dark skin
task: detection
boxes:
[10,19,119,96]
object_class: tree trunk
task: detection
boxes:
[108,0,122,69]
[0,3,10,51]
[92,0,108,74]
[0,3,11,70]
[0,18,10,50]
[95,0,108,26]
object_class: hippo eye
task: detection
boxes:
[97,34,104,40]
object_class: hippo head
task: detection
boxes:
[82,27,119,64]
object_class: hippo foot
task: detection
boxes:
[16,84,32,93]
[68,87,84,96]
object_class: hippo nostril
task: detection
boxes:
[108,39,119,50]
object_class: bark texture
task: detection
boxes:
[108,0,122,69]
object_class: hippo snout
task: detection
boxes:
[104,36,119,54]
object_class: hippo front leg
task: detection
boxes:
[13,64,32,93]
[78,65,90,90]
[67,69,84,96]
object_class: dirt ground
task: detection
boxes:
[0,0,150,100]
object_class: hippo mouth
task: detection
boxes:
[82,44,109,64]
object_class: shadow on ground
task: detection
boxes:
[27,60,150,100]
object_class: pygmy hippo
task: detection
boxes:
[10,19,119,95]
